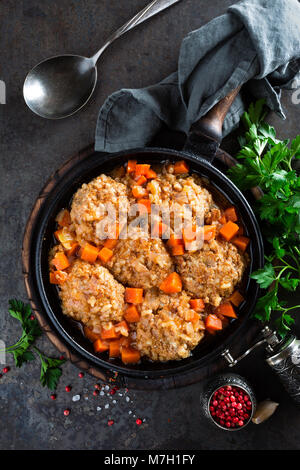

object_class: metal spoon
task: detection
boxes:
[23,0,181,119]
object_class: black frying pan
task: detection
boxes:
[23,88,264,382]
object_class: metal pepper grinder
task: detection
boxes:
[222,326,300,407]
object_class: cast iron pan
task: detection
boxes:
[22,88,264,389]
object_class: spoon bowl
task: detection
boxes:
[22,1,182,119]
[23,55,97,119]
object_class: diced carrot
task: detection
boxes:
[127,160,137,174]
[56,208,71,227]
[182,225,197,243]
[167,234,184,248]
[174,160,189,174]
[104,238,118,249]
[109,339,121,358]
[93,338,109,353]
[125,288,144,304]
[159,272,182,294]
[203,225,216,241]
[49,272,58,284]
[52,252,70,271]
[152,221,168,238]
[145,168,157,179]
[66,242,79,257]
[49,270,68,284]
[101,327,121,340]
[115,320,129,336]
[224,207,238,222]
[135,164,150,177]
[219,221,239,241]
[185,310,200,324]
[205,314,223,331]
[84,326,102,342]
[227,291,244,307]
[219,215,227,225]
[135,175,147,186]
[132,186,148,199]
[215,302,237,319]
[124,305,141,322]
[189,299,205,311]
[80,243,99,263]
[190,312,200,324]
[232,236,250,252]
[98,246,113,263]
[171,245,185,256]
[121,347,141,364]
[137,199,151,213]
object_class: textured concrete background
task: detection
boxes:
[0,0,299,450]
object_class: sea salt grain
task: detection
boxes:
[104,385,109,391]
[125,396,130,402]
[100,391,105,396]
[96,407,102,411]
[105,404,110,409]
[112,400,117,404]
[72,395,81,402]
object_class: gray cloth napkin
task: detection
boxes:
[95,0,300,153]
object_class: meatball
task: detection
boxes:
[70,174,129,246]
[107,228,174,289]
[174,239,246,307]
[136,289,205,361]
[59,259,125,331]
[146,169,214,233]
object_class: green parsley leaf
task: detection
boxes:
[228,101,300,334]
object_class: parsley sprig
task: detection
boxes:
[228,100,300,336]
[1,300,65,389]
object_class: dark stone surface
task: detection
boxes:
[0,0,299,450]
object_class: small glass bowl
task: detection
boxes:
[200,373,256,431]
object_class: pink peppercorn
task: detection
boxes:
[136,419,142,426]
[78,372,84,378]
[65,385,72,392]
[108,420,114,426]
[64,409,70,416]
[2,367,10,374]
[50,394,56,400]
[209,384,252,430]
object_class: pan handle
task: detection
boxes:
[184,86,241,161]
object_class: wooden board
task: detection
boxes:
[22,144,262,390]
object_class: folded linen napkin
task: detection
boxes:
[95,0,300,153]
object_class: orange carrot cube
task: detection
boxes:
[80,243,99,263]
[159,272,182,294]
[219,221,239,241]
[124,305,141,323]
[52,252,70,271]
[98,246,113,263]
[125,288,144,304]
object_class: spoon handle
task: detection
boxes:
[91,0,182,64]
